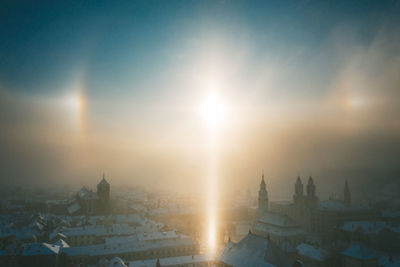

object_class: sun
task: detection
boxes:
[201,92,226,128]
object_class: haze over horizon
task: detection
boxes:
[1,1,400,198]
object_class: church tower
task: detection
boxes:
[344,180,351,207]
[293,176,304,205]
[97,173,110,209]
[258,172,268,214]
[306,176,318,208]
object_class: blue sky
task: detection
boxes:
[1,0,397,96]
[0,1,400,194]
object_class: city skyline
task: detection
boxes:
[1,2,400,265]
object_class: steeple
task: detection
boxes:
[97,172,110,211]
[306,175,318,208]
[98,173,110,188]
[293,176,304,205]
[260,170,266,190]
[295,176,304,196]
[307,176,315,197]
[344,180,351,207]
[258,171,268,214]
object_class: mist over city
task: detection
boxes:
[0,1,399,266]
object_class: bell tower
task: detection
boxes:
[97,173,110,206]
[258,171,268,214]
[293,176,304,205]
[306,176,318,208]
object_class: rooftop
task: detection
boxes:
[258,212,299,228]
[340,243,377,260]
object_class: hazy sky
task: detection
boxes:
[1,1,400,198]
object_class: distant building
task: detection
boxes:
[67,174,111,215]
[219,232,293,267]
[252,212,305,248]
[59,233,199,266]
[266,176,379,232]
[128,254,214,267]
[257,172,268,214]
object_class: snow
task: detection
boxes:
[52,239,69,248]
[128,254,214,267]
[340,243,377,260]
[296,243,327,261]
[60,224,136,237]
[109,257,128,267]
[219,233,291,267]
[61,234,196,257]
[22,243,60,256]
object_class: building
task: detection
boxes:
[67,174,111,215]
[53,224,136,246]
[270,176,319,230]
[59,233,199,266]
[128,254,215,267]
[296,243,328,267]
[258,172,268,214]
[252,212,305,248]
[265,176,379,232]
[218,232,293,267]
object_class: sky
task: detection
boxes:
[1,0,400,198]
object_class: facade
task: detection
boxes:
[261,175,379,232]
[60,234,199,266]
[218,232,292,267]
[68,174,111,215]
[269,176,318,230]
[252,212,305,247]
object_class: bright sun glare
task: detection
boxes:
[201,92,225,128]
[200,91,226,255]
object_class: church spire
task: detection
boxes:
[261,170,266,186]
[307,176,315,197]
[293,176,304,205]
[258,171,268,214]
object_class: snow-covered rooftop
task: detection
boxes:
[61,234,196,257]
[128,254,214,267]
[219,233,292,267]
[296,243,327,261]
[22,243,60,256]
[340,243,377,260]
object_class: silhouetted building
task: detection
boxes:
[97,174,110,213]
[219,232,292,267]
[257,172,268,214]
[269,176,379,232]
[67,174,111,215]
[252,212,305,248]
